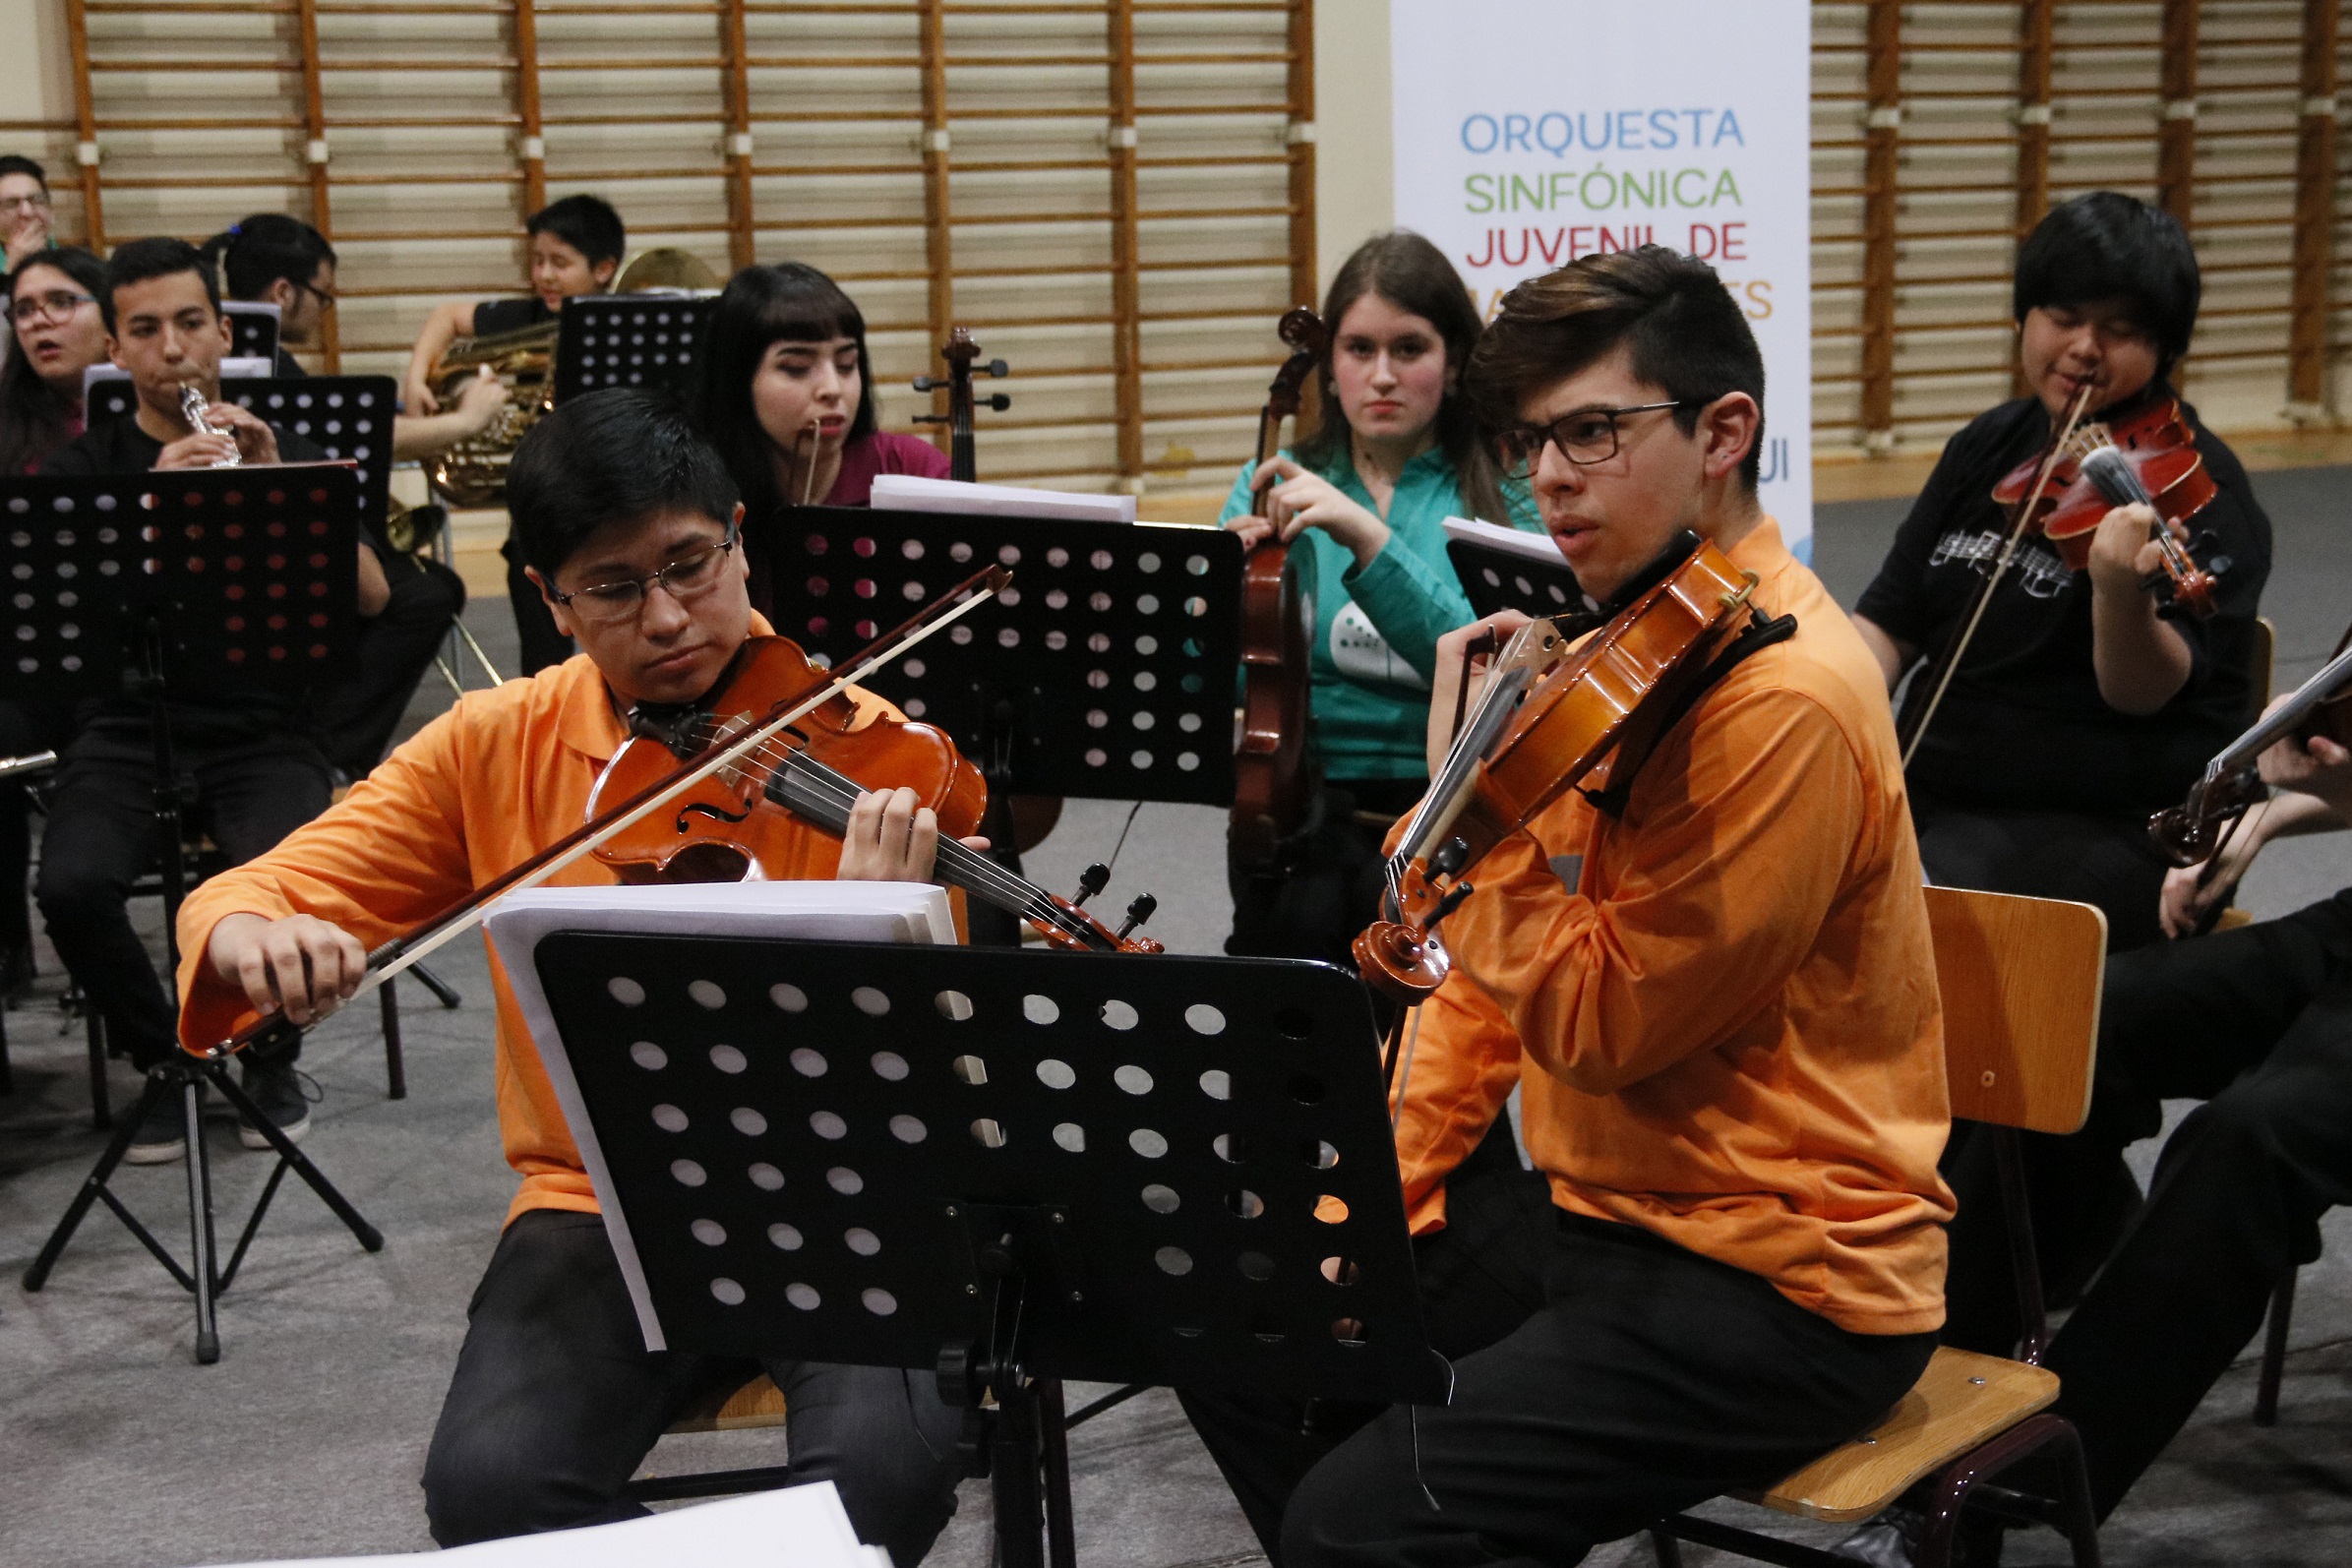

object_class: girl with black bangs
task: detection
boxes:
[698,262,949,615]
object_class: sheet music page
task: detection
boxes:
[1441,514,1568,569]
[485,880,956,1351]
[870,471,1137,522]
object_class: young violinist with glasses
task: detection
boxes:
[1252,247,1955,1568]
[166,390,972,1558]
[1219,231,1540,968]
[1849,192,2272,956]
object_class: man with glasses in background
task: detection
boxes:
[0,155,57,276]
[167,388,973,1558]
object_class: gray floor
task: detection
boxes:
[4,471,2352,1566]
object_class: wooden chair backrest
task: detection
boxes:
[1925,885,2105,1135]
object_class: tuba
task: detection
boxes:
[425,247,723,510]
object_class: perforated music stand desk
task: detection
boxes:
[1447,536,1586,621]
[7,467,383,1363]
[554,293,717,404]
[529,932,1443,1568]
[81,377,399,540]
[772,508,1244,808]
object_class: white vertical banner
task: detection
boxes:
[1390,0,1814,557]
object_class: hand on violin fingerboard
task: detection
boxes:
[836,786,990,884]
[2082,503,2187,597]
[1426,611,1534,777]
[207,911,370,1026]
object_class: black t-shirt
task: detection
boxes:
[37,413,336,745]
[271,346,308,378]
[1855,391,2271,817]
[471,296,555,338]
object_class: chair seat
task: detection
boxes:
[1745,1348,2059,1524]
[666,1373,787,1434]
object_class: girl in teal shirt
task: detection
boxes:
[1221,230,1542,962]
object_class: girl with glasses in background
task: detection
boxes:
[0,244,107,475]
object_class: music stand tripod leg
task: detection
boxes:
[21,1068,172,1291]
[181,1066,221,1363]
[208,1063,386,1253]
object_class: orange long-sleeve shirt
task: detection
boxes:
[175,620,893,1226]
[1395,519,1955,1336]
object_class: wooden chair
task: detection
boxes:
[623,1373,793,1502]
[1649,886,2108,1568]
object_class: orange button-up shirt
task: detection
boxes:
[175,619,893,1226]
[1395,519,1955,1336]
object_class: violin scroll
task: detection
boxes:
[2148,764,2267,869]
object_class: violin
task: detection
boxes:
[1355,532,1765,1013]
[1230,305,1329,874]
[1989,391,2222,617]
[590,633,1160,953]
[184,567,1070,1060]
[2150,619,2352,867]
[914,326,1010,484]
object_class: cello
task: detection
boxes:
[1229,306,1329,874]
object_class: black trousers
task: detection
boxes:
[1910,791,2173,955]
[32,726,331,1070]
[1282,1214,1936,1568]
[318,552,466,778]
[1229,777,1428,967]
[502,533,574,678]
[423,1209,964,1561]
[0,695,73,952]
[1178,1119,1554,1560]
[1942,891,2352,1519]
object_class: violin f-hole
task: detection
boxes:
[678,800,754,831]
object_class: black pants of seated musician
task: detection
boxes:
[1229,778,1428,967]
[502,531,574,678]
[1909,789,2175,955]
[34,725,332,1071]
[317,552,466,779]
[423,1209,964,1560]
[1282,1212,1936,1568]
[1179,1118,1552,1562]
[0,694,74,985]
[1939,889,2352,1520]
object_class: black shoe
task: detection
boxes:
[238,1058,315,1149]
[124,1091,190,1166]
[1832,1503,2006,1567]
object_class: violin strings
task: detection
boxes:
[665,716,1101,944]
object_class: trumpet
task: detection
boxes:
[180,384,242,467]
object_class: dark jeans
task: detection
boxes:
[502,533,574,677]
[423,1209,964,1561]
[1229,777,1427,967]
[319,552,466,778]
[1943,891,2352,1519]
[1910,791,2174,954]
[33,726,331,1070]
[0,695,72,951]
[1283,1214,1936,1568]
[1178,1118,1553,1561]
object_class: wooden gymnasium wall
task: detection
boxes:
[5,2,2347,482]
[27,0,1313,493]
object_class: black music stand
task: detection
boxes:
[770,508,1244,942]
[526,931,1445,1568]
[222,302,281,363]
[8,469,385,1363]
[1446,535,1587,621]
[553,294,717,405]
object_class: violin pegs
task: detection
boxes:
[1432,836,1472,878]
[985,359,1009,378]
[912,375,942,392]
[1116,893,1159,940]
[1073,861,1111,908]
[984,393,1011,412]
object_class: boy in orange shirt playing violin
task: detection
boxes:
[171,390,968,1559]
[1270,248,1956,1568]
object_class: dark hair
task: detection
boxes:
[202,213,336,303]
[697,262,877,521]
[99,235,218,333]
[2014,191,2201,372]
[527,194,627,270]
[508,388,739,577]
[0,155,48,193]
[0,245,107,473]
[1296,230,1508,526]
[1467,245,1768,491]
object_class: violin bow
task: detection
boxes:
[192,565,1012,1059]
[1898,381,2097,770]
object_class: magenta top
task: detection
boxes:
[824,429,953,504]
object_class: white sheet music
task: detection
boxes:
[870,471,1136,523]
[202,1480,890,1568]
[485,880,956,1352]
[1441,514,1567,569]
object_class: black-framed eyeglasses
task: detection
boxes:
[1493,400,1701,478]
[296,278,338,310]
[9,290,94,328]
[547,522,740,625]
